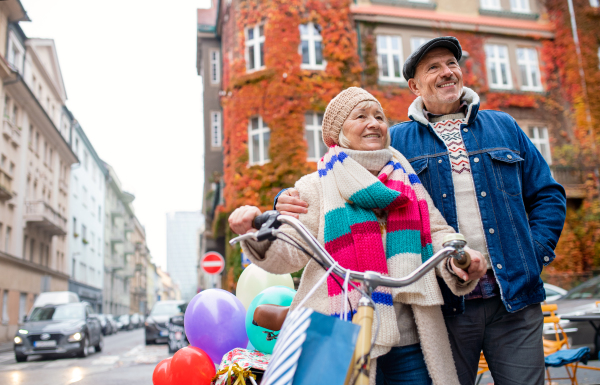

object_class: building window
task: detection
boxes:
[516,47,542,91]
[29,239,34,262]
[485,44,512,89]
[245,25,265,72]
[377,35,404,83]
[305,112,327,161]
[211,111,222,147]
[210,49,220,84]
[248,116,270,166]
[591,0,599,7]
[528,127,552,165]
[5,227,11,253]
[300,22,325,70]
[410,37,430,54]
[82,224,87,241]
[597,46,600,69]
[480,0,501,10]
[510,0,530,12]
[84,151,89,170]
[2,290,8,324]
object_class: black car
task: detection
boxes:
[145,300,186,345]
[167,304,188,353]
[13,302,103,362]
[96,314,113,335]
[118,314,132,330]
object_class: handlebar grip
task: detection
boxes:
[453,251,471,271]
[252,213,270,230]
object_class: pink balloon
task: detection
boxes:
[184,289,248,363]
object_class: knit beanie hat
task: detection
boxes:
[322,87,382,148]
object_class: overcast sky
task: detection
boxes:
[20,0,212,270]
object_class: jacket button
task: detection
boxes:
[489,228,495,234]
[481,191,487,197]
[544,256,549,262]
[453,308,457,312]
[508,304,512,309]
[474,157,479,163]
[438,159,442,163]
[507,155,513,159]
[497,264,502,269]
[463,128,468,132]
[443,194,447,198]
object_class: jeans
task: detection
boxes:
[375,344,432,385]
[444,296,544,385]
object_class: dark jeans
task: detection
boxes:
[444,296,544,385]
[376,343,432,385]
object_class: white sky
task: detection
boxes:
[20,0,213,270]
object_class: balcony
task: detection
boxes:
[123,242,135,255]
[24,201,67,236]
[0,169,13,202]
[111,227,124,243]
[2,119,21,148]
[550,166,596,199]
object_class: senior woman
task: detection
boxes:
[229,87,486,385]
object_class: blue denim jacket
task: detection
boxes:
[391,88,567,315]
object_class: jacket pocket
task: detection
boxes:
[487,149,524,196]
[409,158,432,193]
[534,239,555,267]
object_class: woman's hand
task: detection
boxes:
[275,189,308,219]
[449,247,487,282]
[229,206,262,235]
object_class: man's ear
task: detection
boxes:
[408,78,420,97]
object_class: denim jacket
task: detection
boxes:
[390,87,567,315]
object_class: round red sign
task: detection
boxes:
[201,252,225,275]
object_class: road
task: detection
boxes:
[0,329,169,385]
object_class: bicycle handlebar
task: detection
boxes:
[233,211,471,291]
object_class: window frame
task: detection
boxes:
[510,0,531,13]
[299,22,326,70]
[211,111,222,148]
[248,116,270,166]
[516,47,543,91]
[527,126,552,165]
[410,37,430,54]
[480,0,502,10]
[209,48,221,84]
[377,35,405,83]
[485,44,513,90]
[304,112,327,162]
[591,0,599,7]
[245,25,265,72]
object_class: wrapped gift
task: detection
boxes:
[213,348,271,385]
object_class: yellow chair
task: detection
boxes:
[542,304,582,385]
[475,352,489,385]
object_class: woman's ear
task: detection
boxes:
[408,78,421,97]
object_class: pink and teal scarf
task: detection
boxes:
[317,146,434,321]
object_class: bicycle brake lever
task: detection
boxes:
[254,211,282,242]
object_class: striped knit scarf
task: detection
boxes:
[317,146,434,322]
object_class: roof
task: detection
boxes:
[351,4,554,39]
[197,0,218,34]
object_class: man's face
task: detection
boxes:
[408,47,463,109]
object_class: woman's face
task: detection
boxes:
[341,102,388,151]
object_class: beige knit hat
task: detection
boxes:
[322,87,382,148]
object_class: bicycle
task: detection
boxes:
[230,210,471,385]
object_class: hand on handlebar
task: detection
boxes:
[275,189,308,219]
[229,205,262,235]
[449,247,487,282]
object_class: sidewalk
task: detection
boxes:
[0,341,12,353]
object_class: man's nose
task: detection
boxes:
[439,64,454,78]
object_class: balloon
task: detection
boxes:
[170,346,216,385]
[184,288,248,363]
[152,357,171,385]
[245,286,296,354]
[236,264,295,309]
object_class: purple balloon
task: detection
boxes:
[184,289,248,364]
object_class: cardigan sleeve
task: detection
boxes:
[241,173,321,275]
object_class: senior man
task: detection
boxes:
[276,37,567,384]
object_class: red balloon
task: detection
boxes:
[153,357,172,385]
[170,346,216,385]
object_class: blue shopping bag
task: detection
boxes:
[262,308,360,385]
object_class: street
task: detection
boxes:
[0,329,169,385]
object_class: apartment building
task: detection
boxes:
[130,216,149,315]
[102,163,136,316]
[0,1,78,342]
[66,118,107,312]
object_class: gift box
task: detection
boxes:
[213,348,271,385]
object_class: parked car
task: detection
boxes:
[130,313,142,329]
[544,283,567,303]
[13,302,102,362]
[167,303,188,353]
[96,314,113,335]
[106,314,118,334]
[145,300,186,345]
[546,276,600,355]
[118,314,132,331]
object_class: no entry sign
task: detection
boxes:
[201,252,225,275]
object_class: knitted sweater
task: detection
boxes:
[242,152,477,385]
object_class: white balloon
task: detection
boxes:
[235,264,295,309]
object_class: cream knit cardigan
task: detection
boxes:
[242,155,478,385]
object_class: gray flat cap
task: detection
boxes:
[402,36,462,80]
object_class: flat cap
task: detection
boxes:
[402,36,462,80]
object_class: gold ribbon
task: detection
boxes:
[212,363,257,385]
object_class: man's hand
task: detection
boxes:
[229,205,262,235]
[275,188,308,219]
[450,247,487,282]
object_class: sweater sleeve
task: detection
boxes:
[241,173,321,275]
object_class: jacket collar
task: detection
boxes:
[408,87,481,127]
